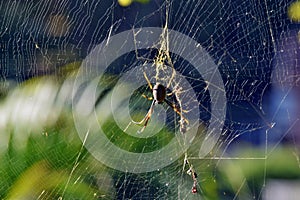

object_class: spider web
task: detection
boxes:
[0,0,299,199]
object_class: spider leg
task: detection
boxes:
[166,92,174,96]
[135,100,155,125]
[141,71,153,102]
[123,100,156,133]
[143,71,153,90]
[124,71,156,133]
[164,99,189,124]
[165,92,188,113]
[137,100,155,133]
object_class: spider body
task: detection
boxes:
[153,83,166,103]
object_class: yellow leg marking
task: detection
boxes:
[142,94,153,101]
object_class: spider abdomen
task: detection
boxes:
[153,83,166,103]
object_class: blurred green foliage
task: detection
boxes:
[0,71,299,199]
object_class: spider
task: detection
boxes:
[184,154,198,194]
[124,71,189,133]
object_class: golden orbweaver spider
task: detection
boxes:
[124,71,189,133]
